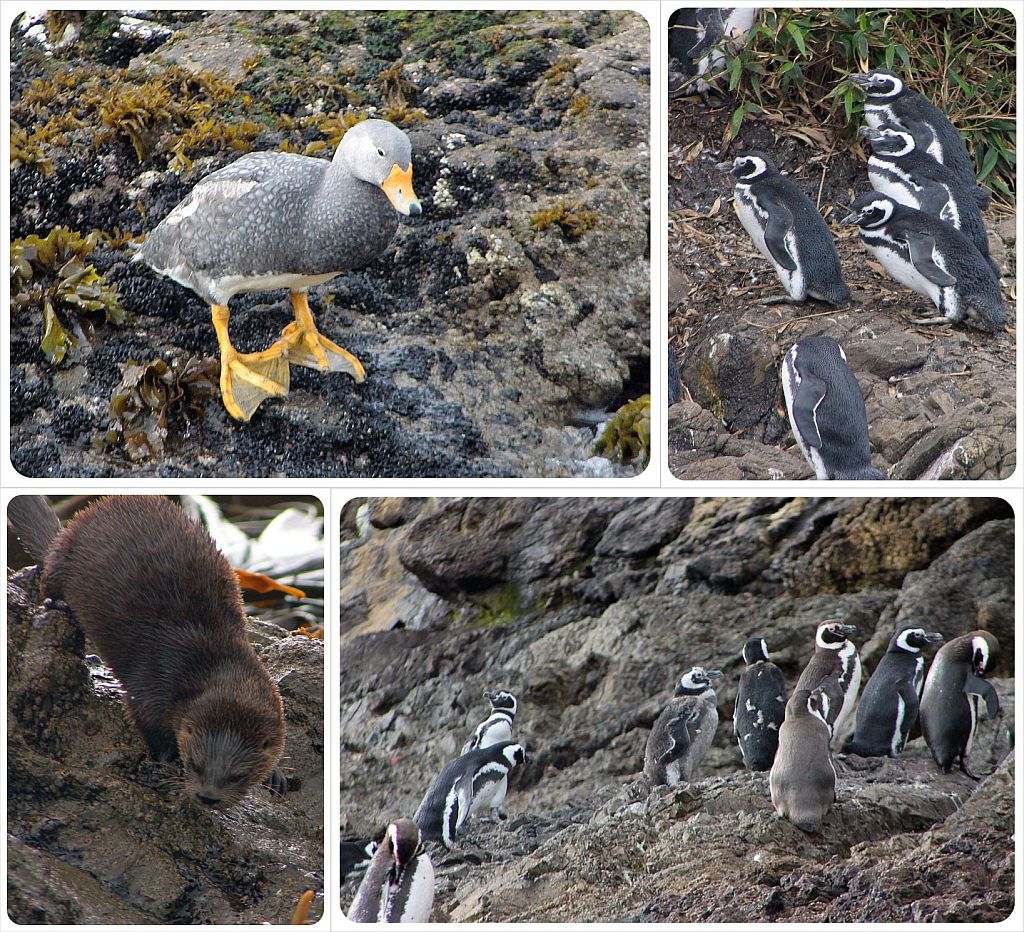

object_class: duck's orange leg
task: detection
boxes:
[280,292,365,381]
[211,304,290,421]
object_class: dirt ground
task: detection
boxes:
[668,95,1017,481]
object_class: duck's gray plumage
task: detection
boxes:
[136,119,415,305]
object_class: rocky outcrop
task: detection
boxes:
[340,497,1014,922]
[6,566,324,924]
[10,11,649,478]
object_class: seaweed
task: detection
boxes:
[530,200,599,239]
[594,395,651,467]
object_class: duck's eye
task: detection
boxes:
[377,147,386,157]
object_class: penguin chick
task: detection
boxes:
[845,627,944,757]
[920,631,1000,778]
[461,689,518,754]
[770,688,836,832]
[782,336,886,481]
[733,637,787,771]
[794,622,861,742]
[859,125,998,276]
[645,666,724,786]
[413,742,526,849]
[841,192,1006,333]
[848,69,987,207]
[716,152,850,306]
[348,818,435,923]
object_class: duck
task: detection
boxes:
[135,118,421,421]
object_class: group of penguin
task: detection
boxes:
[348,690,524,923]
[645,624,1001,833]
[671,12,1009,480]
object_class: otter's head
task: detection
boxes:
[177,693,285,808]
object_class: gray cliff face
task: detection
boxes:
[339,497,1014,922]
[6,567,325,924]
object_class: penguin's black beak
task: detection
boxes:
[715,160,736,174]
[706,669,725,680]
[848,73,872,89]
[923,631,945,644]
[835,624,858,637]
[839,210,859,227]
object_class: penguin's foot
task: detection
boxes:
[211,304,290,421]
[909,314,951,327]
[762,292,803,306]
[283,291,366,380]
[263,767,289,797]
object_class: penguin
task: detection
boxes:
[845,627,945,757]
[770,688,836,832]
[782,336,886,481]
[848,69,988,207]
[841,192,1006,333]
[716,153,850,306]
[461,689,518,754]
[733,637,786,771]
[794,622,861,742]
[669,8,758,98]
[348,818,435,922]
[920,630,1000,778]
[413,742,526,848]
[644,666,724,786]
[859,125,997,276]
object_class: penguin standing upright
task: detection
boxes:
[669,8,759,98]
[413,742,526,848]
[348,818,435,923]
[645,666,723,786]
[461,689,518,753]
[920,631,1000,777]
[733,637,787,771]
[842,192,1006,333]
[794,622,861,742]
[849,69,987,207]
[845,627,944,757]
[770,688,836,832]
[782,336,886,481]
[859,125,997,275]
[717,153,850,306]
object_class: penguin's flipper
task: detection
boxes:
[790,370,828,450]
[974,185,991,209]
[761,197,798,271]
[895,680,920,751]
[687,9,725,57]
[964,673,1000,719]
[445,772,475,842]
[904,232,957,287]
[918,181,954,221]
[657,712,694,764]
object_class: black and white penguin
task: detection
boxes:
[669,8,759,98]
[733,637,787,771]
[849,69,987,207]
[413,742,526,848]
[841,192,1006,333]
[644,666,723,786]
[716,153,850,306]
[919,630,1000,777]
[782,336,886,481]
[794,622,861,742]
[845,627,945,757]
[770,688,836,832]
[859,125,997,275]
[461,689,518,754]
[348,818,435,922]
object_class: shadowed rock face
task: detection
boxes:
[339,497,1014,922]
[9,10,649,479]
[6,567,325,925]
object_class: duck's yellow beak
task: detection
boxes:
[382,163,422,216]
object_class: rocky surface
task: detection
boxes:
[339,496,1015,922]
[9,10,649,478]
[668,93,1016,480]
[6,565,325,924]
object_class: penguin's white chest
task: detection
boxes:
[734,189,805,299]
[859,230,950,311]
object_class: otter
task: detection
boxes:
[8,495,286,809]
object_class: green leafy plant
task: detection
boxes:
[595,395,651,468]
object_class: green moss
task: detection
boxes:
[567,95,591,118]
[530,200,599,239]
[594,395,651,468]
[469,584,524,629]
[11,228,126,365]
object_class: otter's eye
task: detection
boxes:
[262,739,273,750]
[227,773,244,784]
[377,147,385,157]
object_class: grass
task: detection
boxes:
[711,8,1016,209]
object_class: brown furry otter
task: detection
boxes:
[8,495,285,808]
